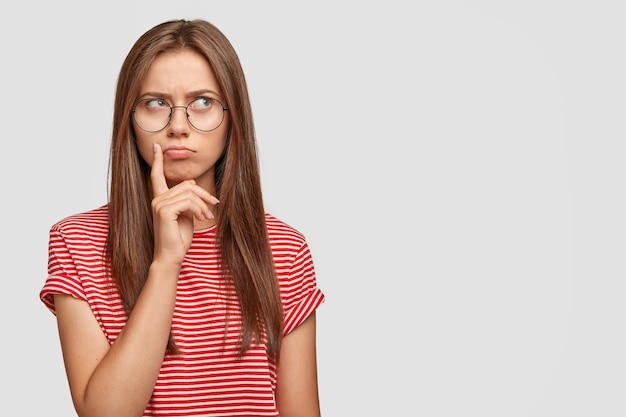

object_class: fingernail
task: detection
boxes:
[153,143,157,153]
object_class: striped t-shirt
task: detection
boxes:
[40,204,325,416]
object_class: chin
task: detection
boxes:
[165,174,196,187]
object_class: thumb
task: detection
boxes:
[150,143,169,196]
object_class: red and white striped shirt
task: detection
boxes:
[40,204,325,416]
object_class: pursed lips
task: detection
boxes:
[163,145,195,159]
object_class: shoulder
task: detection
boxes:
[264,213,307,244]
[50,204,109,235]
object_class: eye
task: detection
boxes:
[189,97,214,110]
[144,98,169,108]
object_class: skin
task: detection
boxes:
[53,49,321,417]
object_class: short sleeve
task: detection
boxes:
[280,241,325,336]
[39,226,88,314]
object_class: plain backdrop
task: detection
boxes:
[2,1,625,415]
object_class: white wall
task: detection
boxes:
[2,1,625,415]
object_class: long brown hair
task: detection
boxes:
[106,19,283,358]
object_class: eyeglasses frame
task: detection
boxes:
[131,97,229,133]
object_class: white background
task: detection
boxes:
[2,1,625,415]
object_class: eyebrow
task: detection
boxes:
[137,89,222,100]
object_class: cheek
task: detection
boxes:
[205,122,229,156]
[134,134,154,167]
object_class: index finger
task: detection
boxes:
[151,143,169,196]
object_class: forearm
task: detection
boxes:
[276,314,321,417]
[77,261,179,417]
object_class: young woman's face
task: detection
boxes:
[133,49,229,193]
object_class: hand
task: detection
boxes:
[150,143,220,265]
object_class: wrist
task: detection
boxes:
[149,258,183,279]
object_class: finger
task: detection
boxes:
[189,185,220,206]
[153,189,215,221]
[151,143,169,196]
[176,183,220,220]
[164,181,220,209]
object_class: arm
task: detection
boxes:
[275,313,322,417]
[54,260,179,416]
[54,144,218,417]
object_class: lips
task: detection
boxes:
[163,146,194,159]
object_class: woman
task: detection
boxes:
[40,19,324,417]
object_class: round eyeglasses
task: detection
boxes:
[131,97,229,132]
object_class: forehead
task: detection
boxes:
[140,49,221,96]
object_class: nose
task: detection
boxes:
[168,105,191,135]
